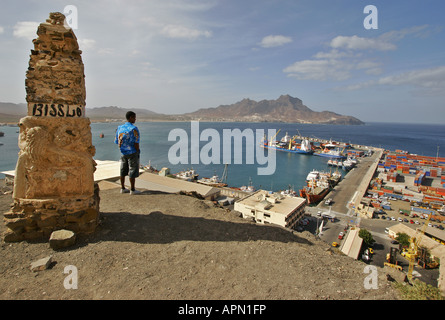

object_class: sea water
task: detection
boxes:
[1,122,445,192]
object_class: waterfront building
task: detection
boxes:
[234,190,306,229]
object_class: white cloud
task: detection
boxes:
[377,66,445,88]
[329,26,428,53]
[78,38,96,51]
[283,56,382,81]
[0,26,4,34]
[160,24,212,40]
[260,35,292,48]
[13,21,39,40]
[283,59,352,81]
[338,66,445,91]
[284,26,432,82]
[164,0,218,12]
[313,49,357,59]
[330,35,396,51]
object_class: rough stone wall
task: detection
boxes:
[26,12,85,107]
[3,13,100,242]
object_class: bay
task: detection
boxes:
[1,121,444,193]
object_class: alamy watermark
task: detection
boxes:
[363,5,378,30]
[168,121,277,175]
[63,265,78,289]
[363,265,378,289]
[63,5,78,30]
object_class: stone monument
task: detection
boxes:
[3,12,100,242]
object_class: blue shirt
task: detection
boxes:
[115,122,140,155]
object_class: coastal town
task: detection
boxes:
[151,135,445,292]
[6,129,444,295]
[1,7,444,302]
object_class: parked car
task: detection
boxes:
[410,220,414,224]
[338,232,344,240]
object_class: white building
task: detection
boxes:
[234,190,306,229]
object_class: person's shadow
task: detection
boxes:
[83,210,313,246]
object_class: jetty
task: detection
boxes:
[320,148,383,214]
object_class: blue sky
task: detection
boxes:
[0,0,444,123]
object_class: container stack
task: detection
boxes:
[387,169,397,182]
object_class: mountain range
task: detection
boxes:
[182,95,364,125]
[0,95,364,125]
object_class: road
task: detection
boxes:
[321,151,380,214]
[304,206,440,287]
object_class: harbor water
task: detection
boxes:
[1,121,445,192]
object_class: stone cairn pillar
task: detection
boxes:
[3,12,100,242]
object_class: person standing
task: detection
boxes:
[115,111,141,194]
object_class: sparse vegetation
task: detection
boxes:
[394,279,444,300]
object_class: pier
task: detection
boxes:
[318,148,383,214]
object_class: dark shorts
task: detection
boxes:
[120,152,140,179]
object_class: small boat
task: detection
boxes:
[240,177,255,193]
[99,133,104,138]
[342,158,355,171]
[141,161,158,173]
[174,169,199,181]
[314,148,346,159]
[198,175,227,187]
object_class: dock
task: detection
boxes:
[318,148,383,214]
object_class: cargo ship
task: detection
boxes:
[313,139,346,159]
[314,147,346,159]
[299,169,341,204]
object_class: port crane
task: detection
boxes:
[221,163,229,184]
[267,129,281,146]
[288,128,305,150]
[406,212,434,282]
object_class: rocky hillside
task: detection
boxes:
[183,95,364,125]
[0,180,400,301]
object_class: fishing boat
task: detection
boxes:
[314,148,346,159]
[240,177,256,193]
[342,158,356,171]
[142,161,159,173]
[198,175,227,187]
[174,169,199,181]
[314,139,346,159]
[300,183,330,205]
[299,169,341,204]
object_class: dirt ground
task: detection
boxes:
[0,179,401,300]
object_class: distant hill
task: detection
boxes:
[0,103,174,123]
[0,95,364,125]
[182,95,364,125]
[85,106,175,121]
